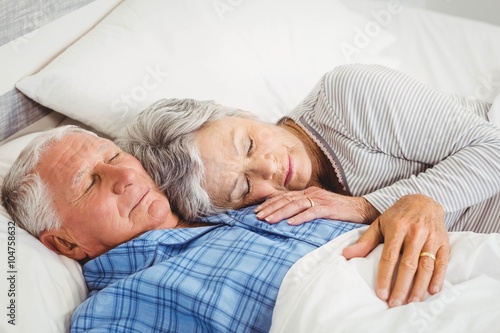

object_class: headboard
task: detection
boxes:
[0,0,120,142]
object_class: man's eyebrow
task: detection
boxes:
[72,169,85,187]
[71,142,109,187]
[98,141,110,153]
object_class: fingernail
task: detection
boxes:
[409,296,420,303]
[264,215,273,222]
[254,205,262,212]
[287,218,296,225]
[431,284,441,294]
[377,289,389,300]
[390,299,402,307]
[256,211,264,218]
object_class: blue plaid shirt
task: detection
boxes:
[71,206,363,332]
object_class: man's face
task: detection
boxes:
[37,132,179,259]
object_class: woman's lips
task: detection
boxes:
[284,154,293,187]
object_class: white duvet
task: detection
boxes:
[270,227,500,333]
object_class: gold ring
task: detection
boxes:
[307,197,315,208]
[419,252,436,261]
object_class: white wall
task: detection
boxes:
[360,0,500,26]
[423,0,500,26]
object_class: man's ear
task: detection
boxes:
[40,230,87,261]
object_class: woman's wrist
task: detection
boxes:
[356,197,380,224]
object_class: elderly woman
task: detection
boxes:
[117,64,500,307]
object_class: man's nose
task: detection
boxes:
[97,163,135,194]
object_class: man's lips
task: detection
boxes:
[130,188,149,216]
[284,154,293,187]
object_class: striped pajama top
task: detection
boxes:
[286,64,500,233]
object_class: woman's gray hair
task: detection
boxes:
[117,98,256,221]
[1,125,97,238]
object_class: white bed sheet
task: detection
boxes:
[271,226,500,333]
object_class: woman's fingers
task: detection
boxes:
[385,220,436,307]
[428,244,450,294]
[255,193,317,224]
[375,223,406,304]
[342,219,383,259]
[406,240,450,303]
[255,192,291,212]
[255,187,378,224]
[343,194,449,307]
[373,194,449,307]
[407,247,437,303]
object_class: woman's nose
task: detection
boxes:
[250,155,277,180]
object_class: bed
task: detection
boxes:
[1,0,500,332]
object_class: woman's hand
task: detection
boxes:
[254,186,379,225]
[342,194,450,307]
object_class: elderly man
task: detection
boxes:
[1,125,448,332]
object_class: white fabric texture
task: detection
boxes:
[271,226,500,333]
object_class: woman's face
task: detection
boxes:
[195,116,313,209]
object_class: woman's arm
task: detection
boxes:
[257,64,500,308]
[325,64,499,307]
[329,65,500,223]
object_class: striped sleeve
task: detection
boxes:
[320,65,500,219]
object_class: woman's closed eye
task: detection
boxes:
[243,138,255,197]
[244,176,252,196]
[248,137,255,155]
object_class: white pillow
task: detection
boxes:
[16,0,397,138]
[0,133,87,333]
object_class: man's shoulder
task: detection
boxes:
[82,227,221,284]
[197,205,259,225]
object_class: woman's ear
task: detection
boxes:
[40,230,87,260]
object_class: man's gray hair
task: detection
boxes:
[117,98,256,221]
[1,125,97,238]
